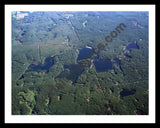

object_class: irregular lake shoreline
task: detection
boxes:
[20,42,140,82]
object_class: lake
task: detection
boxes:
[93,59,113,72]
[57,64,84,83]
[26,56,54,72]
[25,45,133,75]
[124,43,139,58]
[78,48,114,72]
[26,47,114,82]
[57,47,114,82]
[77,48,94,61]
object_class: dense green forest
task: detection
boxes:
[12,11,148,115]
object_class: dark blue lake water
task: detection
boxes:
[93,60,113,72]
[26,47,114,83]
[57,47,114,83]
[126,43,139,51]
[78,48,114,72]
[26,56,54,72]
[77,48,94,61]
[25,43,138,74]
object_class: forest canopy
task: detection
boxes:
[12,11,148,115]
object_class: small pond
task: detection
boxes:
[126,43,139,51]
[120,88,136,99]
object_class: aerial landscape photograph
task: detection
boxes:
[11,11,149,115]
